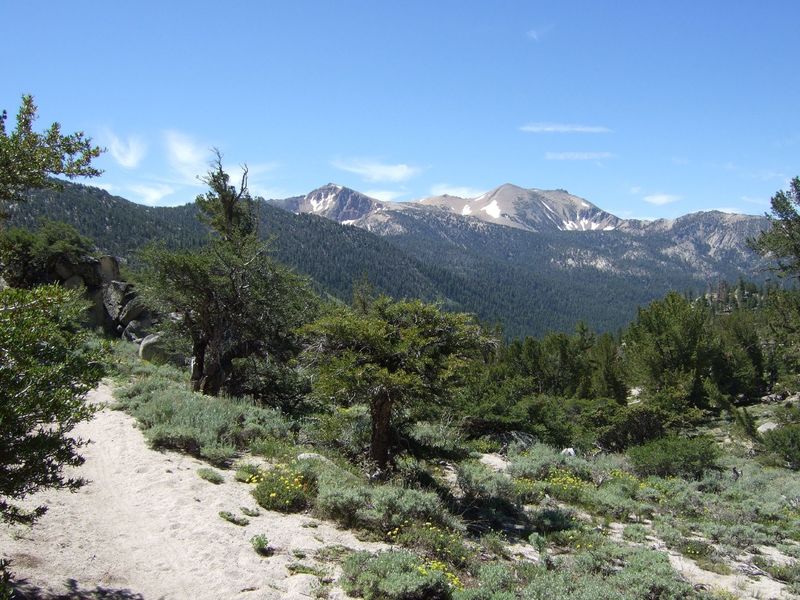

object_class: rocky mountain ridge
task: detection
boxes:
[7,181,771,337]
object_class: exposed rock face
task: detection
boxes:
[139,334,165,362]
[44,254,155,340]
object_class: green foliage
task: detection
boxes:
[624,292,716,411]
[762,424,800,469]
[391,522,473,568]
[627,435,720,479]
[219,510,249,526]
[529,507,577,534]
[302,295,495,469]
[456,461,516,505]
[312,463,452,534]
[750,177,800,278]
[341,551,453,600]
[251,464,314,513]
[622,524,649,543]
[250,534,272,556]
[597,404,666,451]
[0,220,96,288]
[114,348,292,464]
[0,285,103,524]
[507,443,592,481]
[0,94,101,212]
[139,155,316,396]
[197,467,224,484]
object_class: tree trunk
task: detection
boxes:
[189,340,206,392]
[370,394,393,473]
[190,339,226,396]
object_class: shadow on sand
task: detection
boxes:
[12,578,145,600]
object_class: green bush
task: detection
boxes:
[456,461,515,504]
[762,424,800,469]
[408,421,470,459]
[597,405,666,451]
[507,443,592,481]
[219,511,248,526]
[250,534,272,556]
[117,374,292,464]
[391,522,473,568]
[529,507,576,535]
[627,435,720,479]
[251,464,313,513]
[341,551,452,600]
[197,467,224,484]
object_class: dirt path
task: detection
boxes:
[3,383,383,599]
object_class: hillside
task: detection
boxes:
[7,181,768,337]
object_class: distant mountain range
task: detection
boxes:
[7,181,769,338]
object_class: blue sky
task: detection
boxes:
[2,1,798,219]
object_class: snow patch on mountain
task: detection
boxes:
[482,199,501,219]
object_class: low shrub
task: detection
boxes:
[250,534,272,556]
[453,563,518,600]
[408,421,470,459]
[197,467,224,484]
[752,556,800,584]
[622,524,649,543]
[627,435,720,479]
[391,522,473,568]
[252,464,314,513]
[117,375,292,465]
[219,511,248,526]
[341,551,453,600]
[457,461,514,500]
[507,443,592,481]
[234,463,261,483]
[529,507,576,535]
[304,405,371,458]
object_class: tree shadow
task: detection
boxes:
[12,578,145,600]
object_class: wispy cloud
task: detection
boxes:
[522,123,612,134]
[526,25,554,41]
[164,130,211,185]
[644,193,681,206]
[629,185,642,194]
[430,184,486,198]
[365,189,405,202]
[332,158,421,183]
[106,130,147,168]
[128,183,175,206]
[545,152,616,161]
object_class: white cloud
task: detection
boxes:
[93,182,115,192]
[629,186,642,194]
[545,152,616,160]
[332,158,421,183]
[526,25,554,41]
[644,193,681,206]
[106,130,147,168]
[365,189,405,202]
[522,123,612,134]
[430,184,486,198]
[164,130,211,185]
[128,183,175,206]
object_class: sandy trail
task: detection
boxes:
[2,383,383,599]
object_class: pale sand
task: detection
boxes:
[2,383,384,599]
